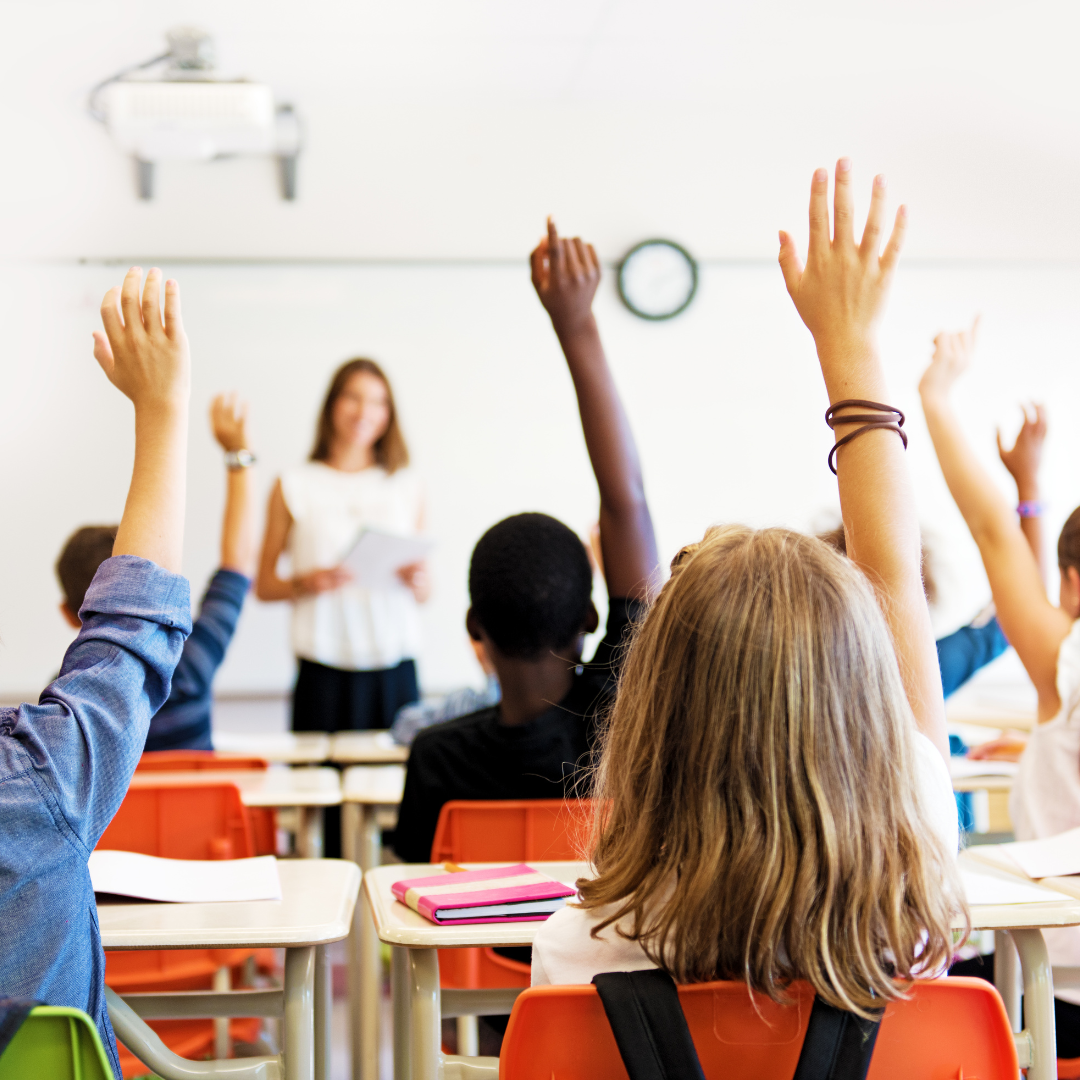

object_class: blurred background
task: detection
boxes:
[2,0,1078,709]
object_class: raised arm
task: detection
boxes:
[209,393,258,577]
[530,218,659,600]
[918,327,1069,715]
[92,267,190,571]
[997,403,1048,583]
[779,161,947,757]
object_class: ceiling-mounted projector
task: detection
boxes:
[89,27,301,200]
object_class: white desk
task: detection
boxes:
[341,765,406,1080]
[214,732,332,764]
[101,859,359,1080]
[949,757,1018,795]
[330,731,409,765]
[368,860,1080,1080]
[129,766,342,857]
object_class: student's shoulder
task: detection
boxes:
[409,705,500,756]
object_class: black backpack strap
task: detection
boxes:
[593,969,881,1080]
[0,998,40,1059]
[792,996,881,1080]
[592,969,705,1080]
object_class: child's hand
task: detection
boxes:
[530,218,600,336]
[918,318,979,403]
[778,160,905,372]
[997,404,1047,494]
[93,267,190,413]
[210,392,250,453]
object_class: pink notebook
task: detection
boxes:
[392,863,576,925]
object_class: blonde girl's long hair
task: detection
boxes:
[578,525,966,1017]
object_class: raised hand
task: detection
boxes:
[778,160,905,387]
[997,404,1047,494]
[530,218,600,336]
[93,267,190,413]
[210,392,250,453]
[919,318,980,403]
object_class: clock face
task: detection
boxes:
[617,239,698,321]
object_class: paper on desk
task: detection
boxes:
[960,865,1075,906]
[342,529,433,589]
[948,758,1020,780]
[89,850,282,903]
[991,825,1080,879]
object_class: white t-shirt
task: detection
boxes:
[280,462,423,672]
[1010,618,1080,998]
[532,731,958,987]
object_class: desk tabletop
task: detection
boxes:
[367,859,1080,948]
[959,848,1080,929]
[100,859,359,950]
[342,764,405,804]
[213,732,331,764]
[330,731,409,764]
[128,766,342,807]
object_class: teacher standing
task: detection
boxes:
[257,358,428,732]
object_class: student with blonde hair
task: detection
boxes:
[532,161,963,1021]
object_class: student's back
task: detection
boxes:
[393,221,659,864]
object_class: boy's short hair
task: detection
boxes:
[57,526,118,614]
[469,513,593,659]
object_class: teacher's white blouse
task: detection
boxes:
[280,462,423,671]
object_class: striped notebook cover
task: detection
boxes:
[391,863,576,925]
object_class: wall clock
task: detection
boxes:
[617,239,698,321]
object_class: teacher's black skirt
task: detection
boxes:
[291,657,419,733]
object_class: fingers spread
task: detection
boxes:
[879,205,907,272]
[99,286,123,345]
[832,157,854,246]
[777,231,804,296]
[91,330,115,376]
[860,174,888,258]
[808,167,830,251]
[141,268,163,334]
[119,267,144,334]
[162,279,182,339]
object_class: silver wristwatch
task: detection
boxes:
[224,449,257,470]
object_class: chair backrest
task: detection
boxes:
[498,977,1018,1080]
[430,799,593,863]
[0,1006,114,1080]
[97,782,255,860]
[137,750,268,771]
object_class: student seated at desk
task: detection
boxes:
[392,219,659,863]
[0,268,192,1080]
[919,319,1080,1057]
[533,164,962,1017]
[55,393,258,751]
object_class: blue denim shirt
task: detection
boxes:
[0,556,191,1079]
[145,568,250,752]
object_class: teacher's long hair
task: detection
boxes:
[310,358,409,473]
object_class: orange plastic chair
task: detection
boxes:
[135,752,277,856]
[431,800,592,991]
[498,977,1018,1080]
[97,782,261,1075]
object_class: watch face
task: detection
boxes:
[617,239,698,320]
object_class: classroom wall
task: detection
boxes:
[1,258,1079,698]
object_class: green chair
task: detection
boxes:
[0,1005,115,1080]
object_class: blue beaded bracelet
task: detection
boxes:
[1017,500,1044,518]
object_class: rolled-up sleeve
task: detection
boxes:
[0,556,191,852]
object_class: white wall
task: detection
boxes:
[2,258,1080,698]
[3,1,1080,698]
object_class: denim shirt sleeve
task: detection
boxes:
[0,555,191,853]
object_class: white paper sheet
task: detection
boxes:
[341,529,434,589]
[960,865,1075,906]
[948,758,1020,780]
[89,850,283,903]
[993,825,1080,879]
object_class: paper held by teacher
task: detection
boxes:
[341,528,434,589]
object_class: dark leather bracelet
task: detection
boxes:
[827,422,908,475]
[825,399,905,429]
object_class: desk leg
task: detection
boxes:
[392,946,412,1080]
[1013,928,1057,1080]
[297,807,325,859]
[285,945,316,1080]
[995,929,1021,1030]
[346,803,383,1080]
[315,944,331,1080]
[409,949,441,1080]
